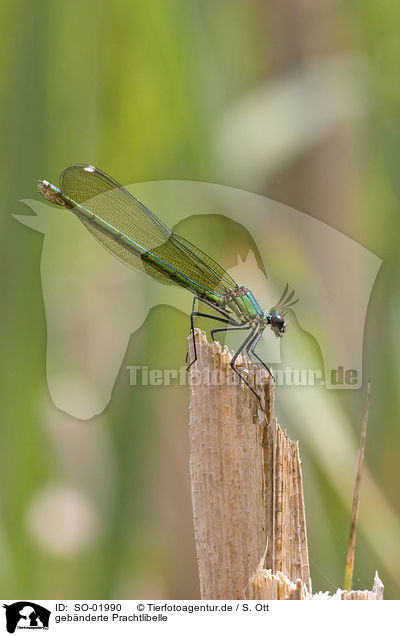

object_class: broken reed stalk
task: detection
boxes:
[344,380,371,591]
[187,330,383,600]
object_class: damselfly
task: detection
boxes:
[38,164,298,402]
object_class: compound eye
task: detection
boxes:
[271,313,283,327]
[271,312,286,335]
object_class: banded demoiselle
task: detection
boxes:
[38,164,298,401]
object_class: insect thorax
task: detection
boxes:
[223,286,264,322]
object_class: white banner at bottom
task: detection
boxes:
[0,599,396,635]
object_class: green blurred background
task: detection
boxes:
[1,0,399,599]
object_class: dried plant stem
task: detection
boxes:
[344,380,371,591]
[187,329,310,599]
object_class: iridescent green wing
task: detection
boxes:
[60,164,237,294]
[60,164,175,285]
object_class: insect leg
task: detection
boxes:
[249,333,275,381]
[210,324,250,342]
[186,297,198,365]
[188,300,199,370]
[230,328,262,401]
[187,296,235,364]
[187,310,235,370]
